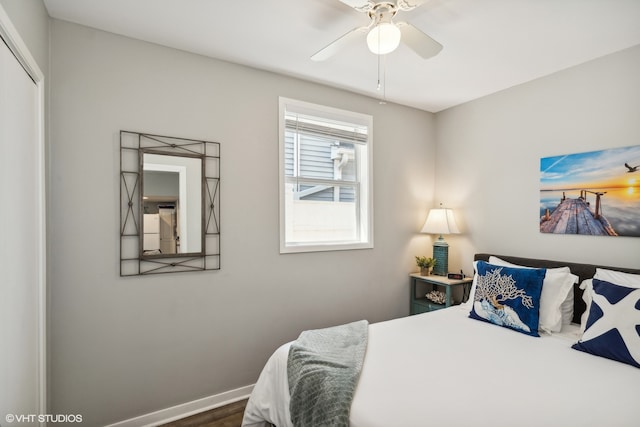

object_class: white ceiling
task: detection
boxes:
[42,0,640,112]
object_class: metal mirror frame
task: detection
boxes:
[120,130,220,275]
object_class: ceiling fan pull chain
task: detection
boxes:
[383,54,387,101]
[377,53,387,105]
[377,50,381,91]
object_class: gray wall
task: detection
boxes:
[143,171,179,199]
[48,20,436,425]
[436,45,640,270]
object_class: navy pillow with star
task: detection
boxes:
[572,278,640,369]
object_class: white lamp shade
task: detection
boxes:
[421,208,460,235]
[366,23,401,55]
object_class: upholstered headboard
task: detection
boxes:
[474,253,640,324]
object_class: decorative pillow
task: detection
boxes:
[580,270,640,333]
[469,261,546,337]
[489,256,577,332]
[572,279,640,369]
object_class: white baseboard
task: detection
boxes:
[104,384,254,427]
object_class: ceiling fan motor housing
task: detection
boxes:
[368,2,398,24]
[367,3,400,54]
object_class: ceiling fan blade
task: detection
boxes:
[396,0,426,11]
[397,22,442,59]
[311,26,369,61]
[338,0,375,13]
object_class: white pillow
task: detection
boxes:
[459,260,479,313]
[595,268,640,286]
[488,256,578,333]
[560,288,575,325]
[580,269,640,333]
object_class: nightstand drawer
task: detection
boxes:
[412,299,445,315]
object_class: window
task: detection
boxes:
[279,97,373,253]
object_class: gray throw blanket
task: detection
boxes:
[287,320,369,427]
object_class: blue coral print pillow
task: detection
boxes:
[470,261,546,337]
[572,279,640,368]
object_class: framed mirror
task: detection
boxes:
[120,131,220,275]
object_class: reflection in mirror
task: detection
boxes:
[142,153,202,256]
[120,130,220,276]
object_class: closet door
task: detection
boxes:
[0,35,42,419]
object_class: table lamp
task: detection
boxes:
[421,204,460,276]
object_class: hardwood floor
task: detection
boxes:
[160,399,248,427]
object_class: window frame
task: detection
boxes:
[278,97,374,253]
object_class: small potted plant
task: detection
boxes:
[415,256,436,276]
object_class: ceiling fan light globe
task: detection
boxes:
[366,23,401,55]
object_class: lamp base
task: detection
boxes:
[432,238,449,276]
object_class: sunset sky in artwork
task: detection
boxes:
[540,144,640,192]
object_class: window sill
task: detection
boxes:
[280,241,373,254]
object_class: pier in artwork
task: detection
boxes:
[540,191,617,236]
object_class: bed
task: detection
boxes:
[242,254,640,427]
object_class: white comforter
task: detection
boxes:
[242,307,639,427]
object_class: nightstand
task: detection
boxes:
[410,274,473,315]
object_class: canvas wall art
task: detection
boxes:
[540,144,640,237]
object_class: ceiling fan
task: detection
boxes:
[311,0,443,61]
